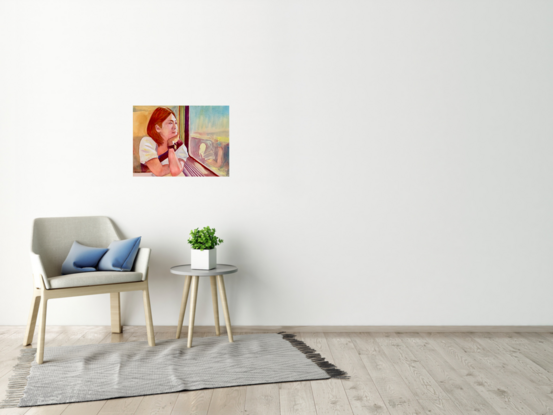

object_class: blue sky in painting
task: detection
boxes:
[189,106,229,133]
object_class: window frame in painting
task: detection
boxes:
[181,105,230,177]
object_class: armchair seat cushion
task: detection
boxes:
[48,271,143,289]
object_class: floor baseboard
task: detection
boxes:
[129,325,553,333]
[6,325,552,333]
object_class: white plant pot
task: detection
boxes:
[191,248,216,270]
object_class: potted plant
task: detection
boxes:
[188,226,223,270]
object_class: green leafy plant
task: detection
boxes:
[187,226,224,251]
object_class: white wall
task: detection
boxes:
[1,0,552,326]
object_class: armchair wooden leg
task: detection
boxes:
[37,296,48,364]
[176,275,192,339]
[217,275,234,343]
[210,276,220,336]
[23,289,41,346]
[142,288,155,347]
[110,292,122,334]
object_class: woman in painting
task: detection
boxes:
[139,107,188,176]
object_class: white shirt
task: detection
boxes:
[139,136,189,166]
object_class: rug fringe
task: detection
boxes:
[0,348,35,409]
[277,332,350,380]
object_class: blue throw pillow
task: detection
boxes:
[61,241,109,275]
[97,237,141,272]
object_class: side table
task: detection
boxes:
[170,264,238,348]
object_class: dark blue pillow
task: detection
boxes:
[61,241,109,275]
[97,237,141,272]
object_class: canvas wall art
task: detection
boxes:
[133,106,229,177]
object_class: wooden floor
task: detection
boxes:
[1,327,553,414]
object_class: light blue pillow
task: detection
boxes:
[97,237,141,272]
[61,241,109,275]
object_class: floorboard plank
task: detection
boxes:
[423,332,536,415]
[0,407,29,414]
[469,332,553,394]
[351,333,425,415]
[458,333,553,411]
[98,397,143,414]
[484,332,553,373]
[134,393,178,415]
[245,383,280,415]
[171,390,213,415]
[25,404,70,415]
[372,333,450,402]
[396,333,500,415]
[0,328,23,351]
[60,400,107,415]
[206,386,247,415]
[416,398,464,415]
[324,333,373,383]
[516,332,553,373]
[537,332,553,345]
[301,333,354,415]
[324,333,389,415]
[279,381,318,415]
[341,382,390,415]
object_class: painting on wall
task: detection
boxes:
[133,106,229,177]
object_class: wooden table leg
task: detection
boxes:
[217,275,234,343]
[176,275,192,339]
[210,275,220,336]
[187,276,199,348]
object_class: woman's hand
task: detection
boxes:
[166,136,180,151]
[167,147,183,176]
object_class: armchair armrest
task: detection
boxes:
[132,248,151,281]
[30,252,50,289]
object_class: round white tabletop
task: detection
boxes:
[170,264,238,277]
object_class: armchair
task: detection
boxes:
[24,216,155,364]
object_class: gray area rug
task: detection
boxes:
[1,332,348,408]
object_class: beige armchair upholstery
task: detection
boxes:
[24,216,155,364]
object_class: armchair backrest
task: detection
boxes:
[31,216,122,278]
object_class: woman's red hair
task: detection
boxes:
[147,107,177,145]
